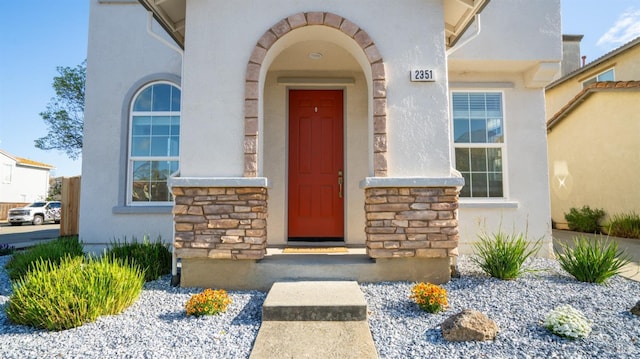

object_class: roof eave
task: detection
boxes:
[139,0,490,51]
[547,36,640,90]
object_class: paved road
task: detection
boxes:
[0,222,60,249]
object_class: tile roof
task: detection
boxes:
[15,157,55,169]
[546,36,640,90]
[547,81,640,130]
[0,149,55,169]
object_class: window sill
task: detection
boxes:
[459,200,519,209]
[112,206,173,214]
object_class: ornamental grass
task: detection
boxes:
[605,212,640,239]
[105,236,172,282]
[6,255,144,331]
[5,236,84,281]
[185,289,232,317]
[409,282,448,313]
[472,230,541,280]
[555,235,630,284]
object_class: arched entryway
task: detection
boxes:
[243,12,389,246]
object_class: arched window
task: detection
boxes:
[128,82,181,204]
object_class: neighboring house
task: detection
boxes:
[546,36,640,228]
[81,0,560,288]
[0,149,54,203]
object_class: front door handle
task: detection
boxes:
[338,170,343,198]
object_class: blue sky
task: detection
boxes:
[1,1,639,177]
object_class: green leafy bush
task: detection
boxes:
[564,206,605,233]
[105,236,171,282]
[5,236,83,281]
[544,305,592,339]
[555,235,630,283]
[606,212,640,239]
[185,289,232,317]
[6,255,144,331]
[472,230,541,280]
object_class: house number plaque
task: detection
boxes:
[410,69,435,82]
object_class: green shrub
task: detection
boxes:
[564,206,605,233]
[105,236,171,282]
[0,243,15,256]
[5,236,83,281]
[606,212,640,239]
[6,255,144,331]
[555,235,630,284]
[472,230,541,280]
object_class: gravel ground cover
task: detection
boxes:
[1,254,639,358]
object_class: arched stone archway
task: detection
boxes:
[243,11,388,178]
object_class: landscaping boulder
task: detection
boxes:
[631,301,640,316]
[441,309,498,342]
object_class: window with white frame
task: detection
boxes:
[582,68,614,88]
[128,82,180,204]
[452,92,504,198]
[2,163,12,183]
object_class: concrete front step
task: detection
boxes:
[250,281,378,358]
[262,281,367,321]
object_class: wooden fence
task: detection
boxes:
[0,202,29,221]
[60,176,81,236]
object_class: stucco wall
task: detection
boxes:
[0,155,49,203]
[80,0,182,252]
[546,43,640,119]
[180,0,453,178]
[448,0,561,68]
[448,73,553,257]
[548,91,640,226]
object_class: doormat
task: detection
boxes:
[282,247,348,254]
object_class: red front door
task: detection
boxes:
[288,90,344,239]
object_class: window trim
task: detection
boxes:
[126,81,181,206]
[450,89,509,200]
[113,73,181,214]
[582,68,615,88]
[2,163,12,184]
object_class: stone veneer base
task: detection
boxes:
[363,186,461,259]
[171,186,268,260]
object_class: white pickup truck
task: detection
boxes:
[7,201,61,226]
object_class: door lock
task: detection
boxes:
[338,170,343,198]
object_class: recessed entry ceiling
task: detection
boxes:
[269,40,361,72]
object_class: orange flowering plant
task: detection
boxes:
[409,282,448,313]
[185,289,232,317]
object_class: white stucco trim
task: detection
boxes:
[359,177,464,188]
[277,77,356,86]
[459,200,519,209]
[168,177,270,188]
[449,82,514,89]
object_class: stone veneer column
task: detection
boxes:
[361,178,463,259]
[171,185,268,260]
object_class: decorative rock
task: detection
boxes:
[441,309,499,342]
[631,301,640,316]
